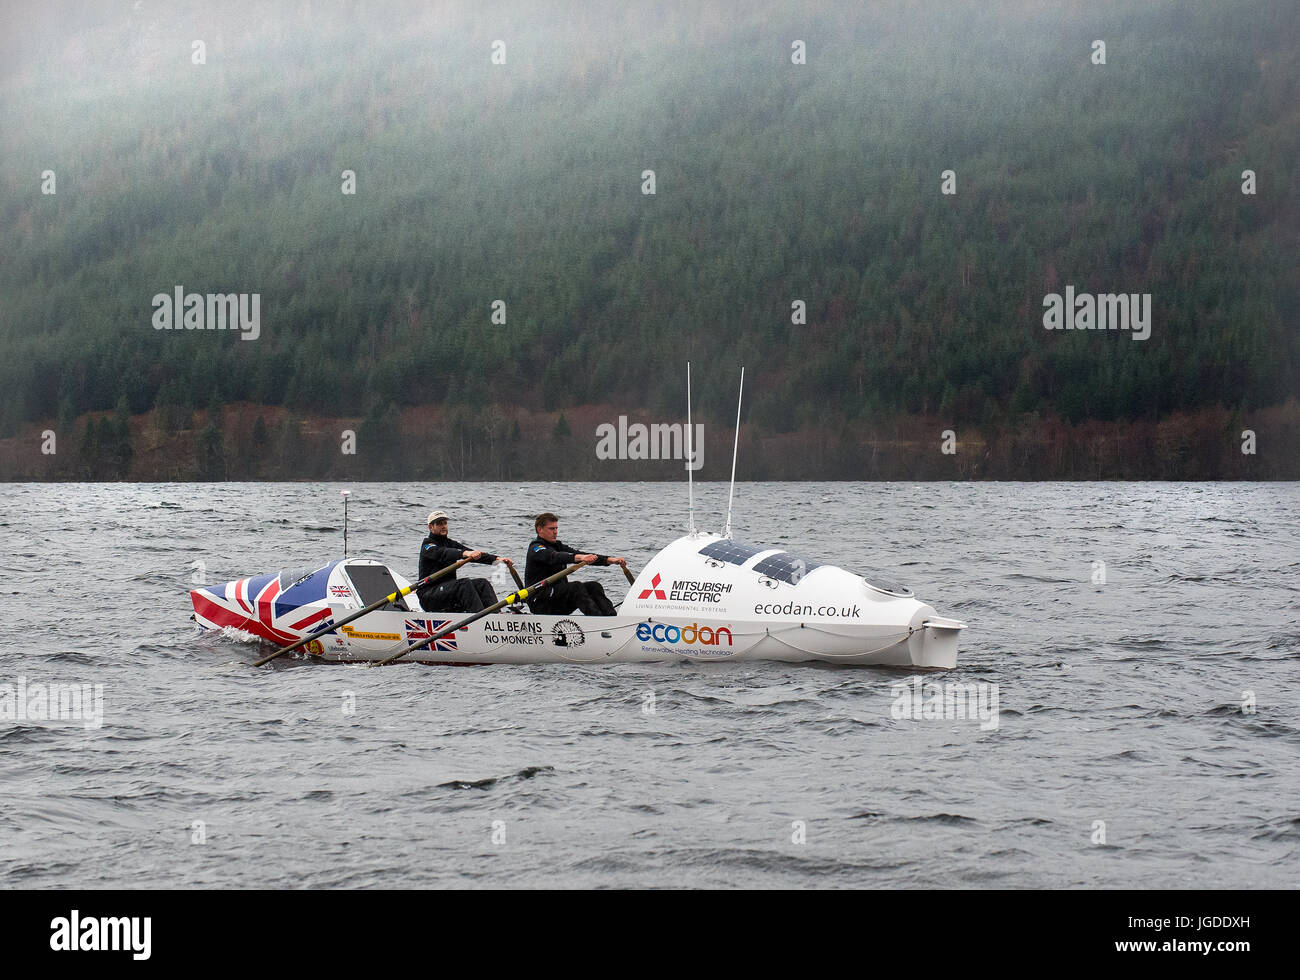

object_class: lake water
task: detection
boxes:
[1,481,1297,887]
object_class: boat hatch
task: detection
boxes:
[864,578,913,598]
[344,563,412,611]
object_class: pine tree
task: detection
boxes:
[112,395,133,477]
[76,416,98,479]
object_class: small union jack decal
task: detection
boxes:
[404,619,459,651]
[330,585,353,597]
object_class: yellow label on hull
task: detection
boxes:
[341,625,402,641]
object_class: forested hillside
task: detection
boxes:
[1,0,1297,479]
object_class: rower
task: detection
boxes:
[417,511,515,613]
[524,512,626,616]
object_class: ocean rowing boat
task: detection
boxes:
[189,531,965,668]
[191,365,966,668]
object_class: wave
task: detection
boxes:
[438,765,555,791]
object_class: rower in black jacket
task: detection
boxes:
[417,510,515,612]
[524,512,628,616]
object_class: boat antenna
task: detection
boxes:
[723,367,744,539]
[686,362,697,536]
[340,489,350,557]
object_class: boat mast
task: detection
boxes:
[723,367,744,540]
[686,362,696,536]
[341,489,350,556]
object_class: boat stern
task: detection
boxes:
[906,609,966,670]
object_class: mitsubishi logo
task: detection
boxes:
[639,573,667,600]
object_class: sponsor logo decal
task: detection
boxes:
[636,621,734,647]
[306,639,324,655]
[753,602,862,618]
[667,580,733,603]
[552,619,585,647]
[638,572,667,600]
[635,576,734,604]
[484,619,545,645]
[342,625,403,641]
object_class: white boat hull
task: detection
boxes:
[279,609,959,668]
[191,533,965,669]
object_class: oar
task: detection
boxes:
[621,565,635,585]
[373,563,583,666]
[252,558,472,667]
[508,564,525,590]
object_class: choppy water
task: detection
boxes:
[1,481,1297,888]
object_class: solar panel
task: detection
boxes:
[753,552,826,586]
[698,539,766,566]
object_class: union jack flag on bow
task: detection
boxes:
[190,562,341,645]
[403,619,459,651]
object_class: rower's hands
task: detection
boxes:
[576,553,598,564]
[609,556,627,567]
[495,556,514,567]
[464,550,484,560]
